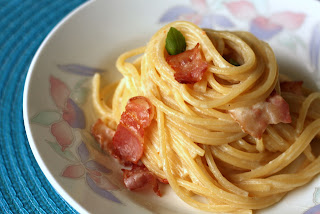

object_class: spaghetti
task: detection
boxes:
[91,21,320,213]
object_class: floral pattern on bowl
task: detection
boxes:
[30,65,122,204]
[159,0,305,40]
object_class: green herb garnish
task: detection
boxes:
[165,27,186,55]
[229,58,240,66]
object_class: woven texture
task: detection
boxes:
[0,1,86,213]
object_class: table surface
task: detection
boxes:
[0,1,86,213]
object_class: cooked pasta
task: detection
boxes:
[91,21,320,213]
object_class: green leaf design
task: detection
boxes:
[73,78,89,90]
[70,78,90,104]
[229,58,240,66]
[81,130,104,153]
[46,140,78,162]
[70,87,89,104]
[31,111,61,126]
[165,27,186,55]
[314,187,320,204]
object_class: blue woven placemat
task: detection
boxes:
[0,1,86,213]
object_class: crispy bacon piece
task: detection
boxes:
[91,97,161,195]
[122,164,161,196]
[229,93,291,139]
[112,123,143,164]
[112,96,154,164]
[266,94,292,123]
[166,43,208,84]
[157,177,169,184]
[91,96,154,164]
[280,81,303,95]
[124,96,155,127]
[91,119,115,153]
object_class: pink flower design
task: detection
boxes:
[34,68,121,203]
[160,0,306,40]
[191,0,208,13]
[225,0,305,40]
[62,164,85,178]
[159,0,234,28]
[62,98,85,129]
[50,76,70,109]
[61,142,121,203]
[51,121,74,151]
[250,16,283,40]
[270,12,305,30]
[225,0,257,20]
[49,76,86,129]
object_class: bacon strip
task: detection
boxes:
[112,96,154,164]
[229,93,291,139]
[91,96,162,195]
[166,43,208,84]
[122,164,161,196]
[91,119,115,153]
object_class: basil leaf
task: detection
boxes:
[229,58,240,66]
[165,27,186,55]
